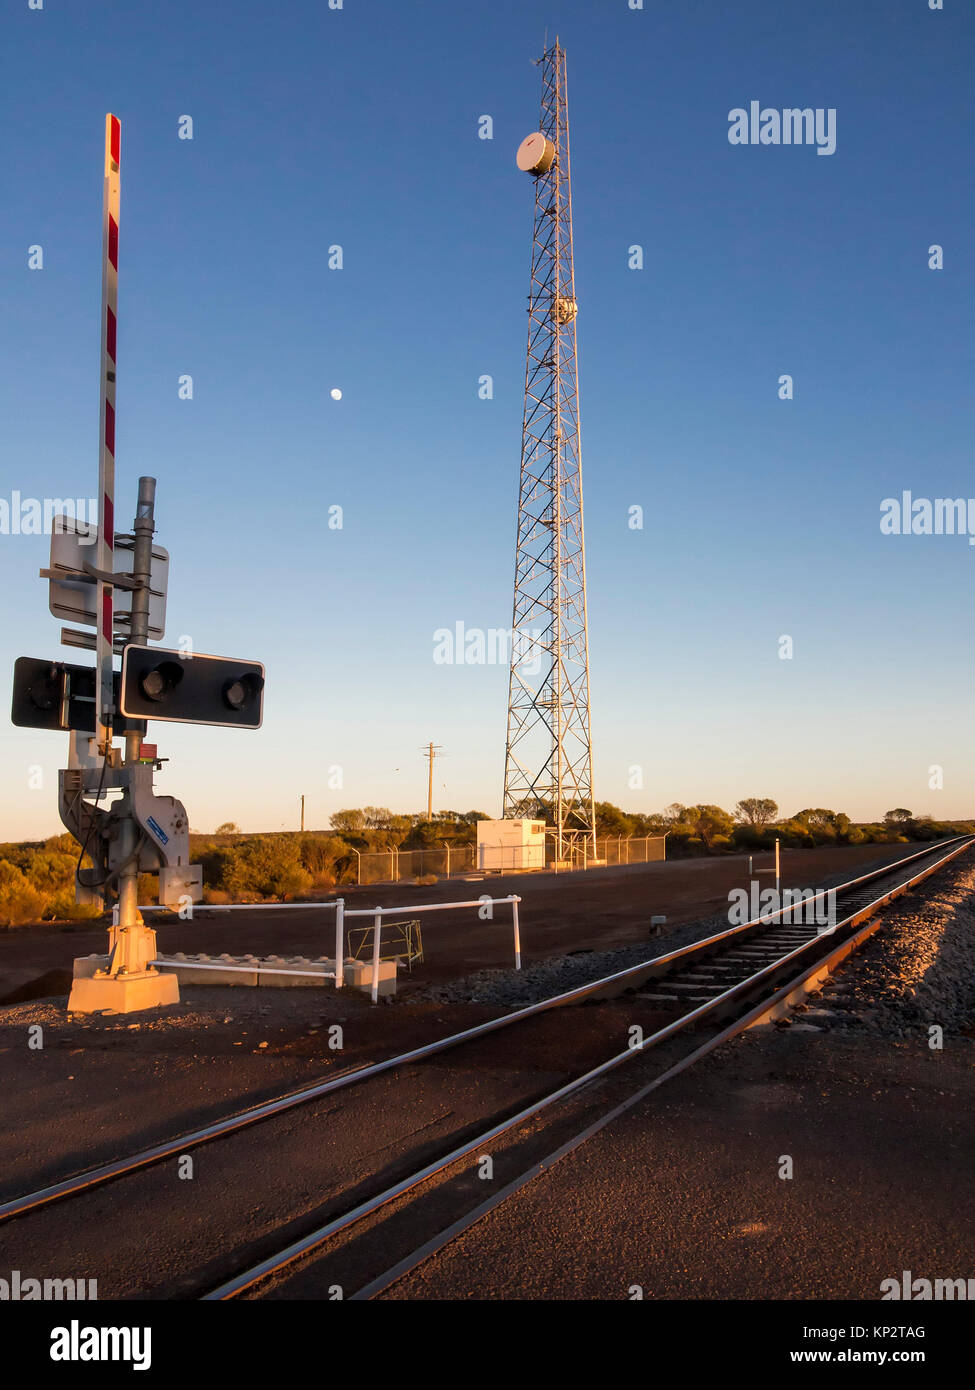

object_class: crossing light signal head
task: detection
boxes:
[139,660,184,703]
[120,646,265,729]
[222,672,263,712]
[11,658,67,730]
[27,667,61,712]
[11,657,145,735]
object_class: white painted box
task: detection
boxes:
[476,819,547,871]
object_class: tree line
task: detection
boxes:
[596,800,966,853]
[316,800,970,857]
[1,802,970,925]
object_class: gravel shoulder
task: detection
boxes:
[802,858,975,1038]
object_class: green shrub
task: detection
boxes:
[44,833,79,855]
[776,820,814,848]
[25,850,77,894]
[732,825,775,850]
[0,860,47,926]
[309,871,336,893]
[223,836,312,900]
[196,844,238,892]
[298,834,354,884]
[47,888,103,921]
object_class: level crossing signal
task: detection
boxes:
[119,646,265,729]
[11,657,145,735]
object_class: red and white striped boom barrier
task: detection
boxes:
[95,113,120,754]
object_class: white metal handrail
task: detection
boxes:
[344,895,523,1003]
[141,897,346,988]
[140,893,521,1000]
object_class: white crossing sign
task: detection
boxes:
[43,515,169,640]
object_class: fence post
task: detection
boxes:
[353,849,361,886]
[444,841,450,877]
[334,899,345,988]
[511,896,522,970]
[371,907,383,1004]
[775,837,781,894]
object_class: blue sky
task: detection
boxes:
[2,0,973,838]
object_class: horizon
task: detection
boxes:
[6,799,970,846]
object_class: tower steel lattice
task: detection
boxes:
[503,41,596,866]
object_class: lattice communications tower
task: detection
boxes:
[503,41,596,867]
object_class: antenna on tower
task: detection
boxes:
[504,42,596,870]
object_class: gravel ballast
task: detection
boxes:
[417,849,975,1027]
[805,856,975,1038]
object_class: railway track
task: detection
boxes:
[1,835,970,1299]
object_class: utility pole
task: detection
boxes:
[504,41,596,869]
[300,794,305,832]
[421,742,443,822]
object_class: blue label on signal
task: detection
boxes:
[147,816,169,845]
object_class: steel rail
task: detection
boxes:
[353,832,975,1298]
[203,834,974,1300]
[0,837,966,1226]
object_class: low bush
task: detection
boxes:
[0,861,48,926]
[732,825,775,851]
[222,836,313,900]
[47,888,103,921]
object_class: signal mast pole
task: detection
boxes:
[93,117,155,974]
[504,41,596,869]
[114,474,156,958]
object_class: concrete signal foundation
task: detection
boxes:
[67,956,180,1015]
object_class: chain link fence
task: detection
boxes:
[353,836,666,885]
[595,835,667,867]
[354,845,476,887]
